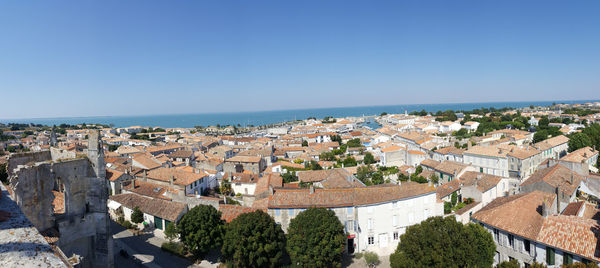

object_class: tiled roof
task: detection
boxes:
[219,205,259,223]
[109,193,187,222]
[168,150,194,159]
[434,161,468,176]
[472,191,555,240]
[297,168,362,188]
[146,167,207,186]
[561,147,598,163]
[436,179,461,199]
[465,145,507,158]
[106,169,125,182]
[561,201,585,216]
[434,146,465,155]
[537,215,600,261]
[226,155,262,163]
[132,154,163,170]
[521,164,582,197]
[534,135,569,151]
[266,182,435,208]
[460,171,502,193]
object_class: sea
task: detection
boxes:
[1,100,597,129]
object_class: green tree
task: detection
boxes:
[131,207,144,224]
[371,172,384,185]
[164,222,178,242]
[222,210,286,268]
[414,165,423,175]
[363,251,380,267]
[364,152,375,165]
[346,138,362,148]
[533,130,549,143]
[568,132,593,152]
[451,192,458,206]
[390,217,495,268]
[539,117,550,129]
[429,174,439,185]
[330,135,342,144]
[496,259,519,268]
[178,205,225,256]
[302,140,308,147]
[287,208,345,267]
[342,156,357,167]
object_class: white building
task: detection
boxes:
[263,182,443,255]
[464,146,509,177]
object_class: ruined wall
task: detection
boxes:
[7,130,113,268]
[9,161,56,231]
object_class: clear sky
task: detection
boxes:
[1,0,599,119]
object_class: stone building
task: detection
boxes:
[7,130,113,267]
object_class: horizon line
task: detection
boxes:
[1,98,598,122]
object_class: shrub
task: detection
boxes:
[161,241,186,257]
[364,251,380,267]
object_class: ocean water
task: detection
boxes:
[1,100,596,128]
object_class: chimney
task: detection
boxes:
[132,179,136,189]
[542,200,549,217]
[570,174,574,185]
[170,175,175,186]
[555,186,560,213]
[309,185,315,194]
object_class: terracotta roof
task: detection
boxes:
[168,150,194,159]
[297,168,363,188]
[460,171,502,193]
[465,145,507,158]
[110,193,187,222]
[561,201,585,216]
[122,180,173,200]
[381,145,404,153]
[132,154,163,170]
[145,167,207,186]
[534,135,569,151]
[226,155,262,163]
[434,161,468,176]
[472,191,555,240]
[421,159,441,169]
[436,179,461,199]
[561,147,598,163]
[266,182,436,208]
[537,215,600,261]
[434,146,465,155]
[521,164,582,197]
[219,205,259,223]
[106,169,125,182]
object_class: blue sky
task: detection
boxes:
[1,0,599,118]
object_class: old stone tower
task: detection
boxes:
[7,129,113,267]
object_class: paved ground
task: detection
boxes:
[344,254,391,268]
[111,221,193,268]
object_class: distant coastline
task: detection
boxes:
[2,100,597,128]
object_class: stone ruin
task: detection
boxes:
[7,130,113,267]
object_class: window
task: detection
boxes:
[524,239,531,254]
[368,236,374,245]
[275,209,280,216]
[493,229,499,242]
[347,207,353,215]
[508,234,514,249]
[546,247,555,265]
[392,215,398,226]
[346,220,353,232]
[288,209,293,216]
[564,253,573,265]
[368,218,373,230]
[393,232,399,240]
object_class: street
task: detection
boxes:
[111,220,193,268]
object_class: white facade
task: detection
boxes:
[464,154,509,177]
[356,192,442,255]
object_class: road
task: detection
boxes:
[111,220,193,268]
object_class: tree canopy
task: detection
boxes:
[222,210,286,268]
[390,216,495,268]
[178,205,225,256]
[287,208,346,267]
[131,207,144,224]
[363,152,375,165]
[568,132,593,152]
